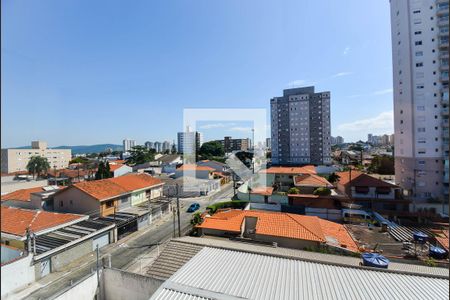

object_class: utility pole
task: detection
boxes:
[176,183,181,237]
[96,245,100,294]
[232,174,236,197]
[252,128,255,174]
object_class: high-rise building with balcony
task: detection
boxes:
[270,86,331,165]
[390,0,449,205]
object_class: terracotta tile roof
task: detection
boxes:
[318,219,359,252]
[177,165,215,171]
[109,163,127,172]
[261,166,317,175]
[436,230,449,251]
[294,174,333,188]
[1,206,84,237]
[197,210,358,252]
[336,171,397,188]
[250,186,274,196]
[47,168,93,179]
[1,187,47,202]
[71,173,163,201]
[111,160,126,164]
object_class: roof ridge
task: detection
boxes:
[286,213,325,242]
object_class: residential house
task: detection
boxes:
[157,154,182,173]
[109,162,132,177]
[53,173,164,217]
[196,210,358,253]
[336,171,407,211]
[293,174,333,194]
[260,165,317,191]
[174,165,214,180]
[1,186,64,210]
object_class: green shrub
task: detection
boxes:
[190,212,203,226]
[313,187,332,196]
[424,257,437,267]
[207,200,249,214]
[288,187,300,194]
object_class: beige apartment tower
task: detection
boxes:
[1,141,71,174]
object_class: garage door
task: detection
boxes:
[92,233,109,251]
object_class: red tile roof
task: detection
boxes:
[336,171,397,188]
[197,210,358,251]
[109,163,128,172]
[436,230,449,251]
[71,173,163,201]
[1,206,84,237]
[294,174,333,188]
[250,186,274,196]
[177,165,215,171]
[261,165,317,175]
[1,187,47,202]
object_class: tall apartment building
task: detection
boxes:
[1,141,71,173]
[154,141,162,153]
[177,127,203,155]
[144,141,154,150]
[390,0,449,203]
[162,141,171,153]
[270,87,331,165]
[331,136,344,145]
[123,139,136,152]
[215,136,250,153]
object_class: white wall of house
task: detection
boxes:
[113,165,133,177]
[1,255,35,298]
[53,272,98,300]
[175,169,211,179]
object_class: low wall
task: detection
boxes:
[51,272,98,300]
[1,255,35,298]
[50,239,93,272]
[250,203,281,212]
[305,208,342,222]
[101,268,163,300]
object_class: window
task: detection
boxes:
[415,51,423,56]
[60,201,63,207]
[416,84,424,89]
[416,62,423,67]
[414,31,422,35]
[418,127,426,132]
[418,160,425,165]
[413,10,420,14]
[417,105,425,111]
[415,41,422,45]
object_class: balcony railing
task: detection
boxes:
[441,73,449,81]
[442,107,449,115]
[437,6,449,15]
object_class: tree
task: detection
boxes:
[288,187,300,194]
[327,172,340,184]
[26,156,50,180]
[313,187,332,196]
[70,157,89,164]
[367,155,394,175]
[95,161,112,180]
[126,146,155,165]
[199,141,224,159]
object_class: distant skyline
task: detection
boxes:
[2,0,393,148]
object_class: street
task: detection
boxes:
[20,183,234,300]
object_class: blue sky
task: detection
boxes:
[1,0,394,148]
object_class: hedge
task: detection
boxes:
[207,200,249,214]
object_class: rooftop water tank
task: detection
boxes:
[429,246,448,260]
[413,231,428,244]
[361,253,390,269]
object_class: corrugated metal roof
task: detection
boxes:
[151,247,449,300]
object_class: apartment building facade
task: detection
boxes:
[1,141,71,174]
[270,87,331,166]
[215,136,250,153]
[390,0,449,204]
[122,139,136,152]
[177,127,203,158]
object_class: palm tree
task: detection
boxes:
[26,156,50,180]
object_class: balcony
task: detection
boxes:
[439,39,449,48]
[437,6,449,16]
[442,107,449,115]
[441,64,450,71]
[439,16,449,27]
[440,51,449,59]
[441,73,449,81]
[443,119,450,127]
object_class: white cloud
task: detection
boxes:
[199,122,236,129]
[337,111,393,132]
[331,71,353,78]
[373,88,393,95]
[228,127,253,133]
[343,46,350,55]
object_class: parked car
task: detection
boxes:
[187,203,200,213]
